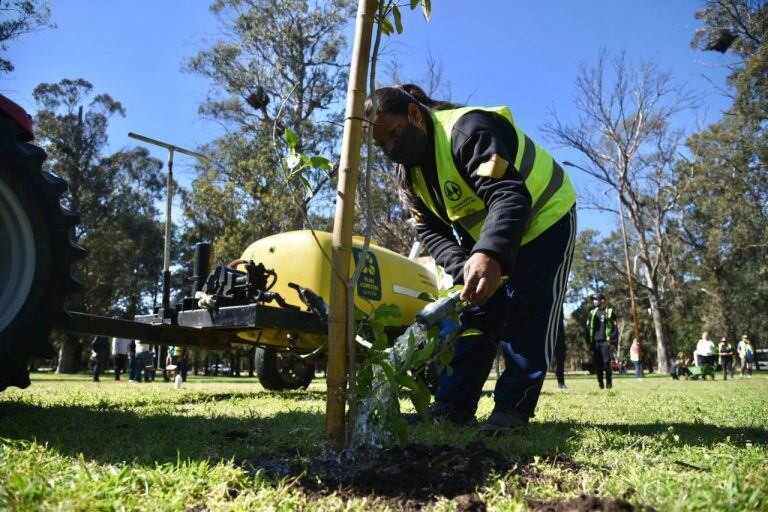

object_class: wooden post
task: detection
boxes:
[326,0,376,447]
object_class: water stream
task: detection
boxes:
[349,323,428,452]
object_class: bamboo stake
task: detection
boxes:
[326,0,376,448]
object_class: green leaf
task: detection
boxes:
[284,128,298,149]
[439,284,464,298]
[417,292,435,302]
[459,328,483,338]
[391,415,409,448]
[372,303,402,319]
[392,5,403,34]
[379,361,396,383]
[308,155,332,171]
[298,175,313,197]
[409,379,431,419]
[395,373,419,391]
[421,0,431,21]
[409,0,418,9]
[414,335,436,366]
[380,16,394,35]
[400,329,417,368]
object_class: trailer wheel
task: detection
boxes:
[254,346,314,390]
[0,114,84,391]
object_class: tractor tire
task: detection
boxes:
[253,346,314,391]
[0,114,84,391]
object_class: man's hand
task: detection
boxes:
[460,252,502,305]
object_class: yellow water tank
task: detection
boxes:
[239,230,438,325]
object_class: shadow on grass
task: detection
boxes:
[526,420,767,451]
[0,401,325,466]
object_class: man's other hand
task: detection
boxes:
[461,252,501,305]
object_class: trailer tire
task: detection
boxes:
[254,346,314,391]
[0,115,84,391]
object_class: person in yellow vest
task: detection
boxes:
[718,337,735,380]
[366,84,576,434]
[587,293,619,389]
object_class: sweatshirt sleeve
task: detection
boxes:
[451,111,532,273]
[410,197,470,284]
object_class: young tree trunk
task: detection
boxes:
[56,334,81,374]
[326,0,376,449]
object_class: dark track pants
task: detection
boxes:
[436,208,577,417]
[554,311,566,386]
[592,341,613,388]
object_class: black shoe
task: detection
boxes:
[599,382,604,389]
[606,383,612,389]
[405,401,477,426]
[480,402,529,436]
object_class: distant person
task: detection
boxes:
[694,331,716,380]
[132,341,154,382]
[718,337,735,380]
[90,336,110,382]
[166,345,189,382]
[669,352,691,380]
[111,337,131,381]
[128,339,138,381]
[629,338,643,379]
[587,292,618,389]
[737,335,754,378]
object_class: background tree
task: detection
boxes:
[33,78,166,372]
[544,52,693,372]
[0,0,53,74]
[182,0,354,264]
[677,0,768,342]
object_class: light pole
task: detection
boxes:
[563,161,641,347]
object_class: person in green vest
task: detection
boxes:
[718,336,735,380]
[366,84,576,434]
[586,293,618,389]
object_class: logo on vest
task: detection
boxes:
[444,181,462,202]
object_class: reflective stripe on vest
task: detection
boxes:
[589,307,614,341]
[410,106,576,245]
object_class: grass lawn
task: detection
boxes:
[1,371,766,511]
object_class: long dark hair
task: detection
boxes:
[366,84,460,217]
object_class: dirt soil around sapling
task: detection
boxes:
[529,493,656,512]
[242,441,651,510]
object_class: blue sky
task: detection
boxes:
[3,0,731,236]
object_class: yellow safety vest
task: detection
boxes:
[589,307,615,342]
[410,106,576,246]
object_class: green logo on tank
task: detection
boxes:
[352,248,382,301]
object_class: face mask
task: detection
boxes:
[592,300,600,307]
[384,118,427,166]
